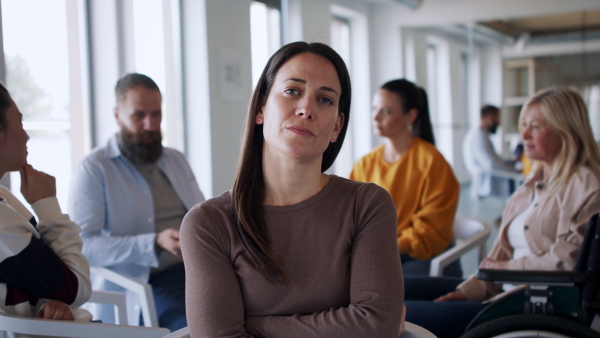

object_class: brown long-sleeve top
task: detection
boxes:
[181,176,404,337]
[458,166,600,301]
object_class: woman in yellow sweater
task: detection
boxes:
[350,79,460,276]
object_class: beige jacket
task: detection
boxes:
[458,166,600,302]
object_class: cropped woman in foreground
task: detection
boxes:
[0,83,91,321]
[181,42,404,337]
[404,87,600,338]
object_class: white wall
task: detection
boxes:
[183,0,252,198]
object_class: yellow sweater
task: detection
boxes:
[350,138,460,260]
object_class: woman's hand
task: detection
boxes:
[19,165,56,205]
[434,290,466,302]
[479,258,509,269]
[36,300,75,321]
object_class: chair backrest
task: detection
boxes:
[91,267,159,327]
[454,215,488,241]
[163,326,190,338]
[429,215,491,277]
[577,213,600,323]
[574,213,599,272]
[400,322,438,338]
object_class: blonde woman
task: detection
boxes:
[404,87,600,338]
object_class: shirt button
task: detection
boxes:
[147,217,152,223]
[144,190,149,195]
[534,203,538,207]
[524,225,529,230]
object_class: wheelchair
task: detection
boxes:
[462,213,600,338]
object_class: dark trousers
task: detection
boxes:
[401,246,463,277]
[141,263,187,331]
[404,276,488,338]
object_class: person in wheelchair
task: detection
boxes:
[404,87,600,338]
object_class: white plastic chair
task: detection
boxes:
[88,290,128,325]
[91,267,159,327]
[400,322,437,338]
[0,313,169,338]
[163,326,189,338]
[0,290,169,338]
[429,215,491,277]
[163,322,437,338]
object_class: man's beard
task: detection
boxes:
[487,123,499,134]
[118,126,163,164]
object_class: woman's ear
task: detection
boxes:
[255,111,264,124]
[407,108,418,124]
[331,113,344,143]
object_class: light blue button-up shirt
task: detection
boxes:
[70,134,204,324]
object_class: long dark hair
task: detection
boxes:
[232,42,351,281]
[380,79,435,145]
[0,83,12,129]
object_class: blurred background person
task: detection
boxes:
[404,87,600,338]
[464,104,521,198]
[350,79,460,276]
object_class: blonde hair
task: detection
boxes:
[519,87,600,191]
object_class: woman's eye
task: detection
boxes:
[320,97,333,105]
[285,89,298,95]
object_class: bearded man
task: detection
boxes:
[464,104,520,198]
[70,73,204,331]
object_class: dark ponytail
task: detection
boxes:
[380,79,435,145]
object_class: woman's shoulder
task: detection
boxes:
[182,191,234,232]
[412,138,444,158]
[569,166,600,191]
[331,176,393,204]
[411,138,454,170]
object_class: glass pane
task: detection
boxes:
[250,1,281,87]
[329,17,353,177]
[2,0,72,211]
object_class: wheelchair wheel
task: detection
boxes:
[461,314,600,338]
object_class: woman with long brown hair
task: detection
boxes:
[181,42,404,337]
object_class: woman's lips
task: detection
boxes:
[287,125,314,136]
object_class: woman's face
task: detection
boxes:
[372,89,416,139]
[521,104,562,166]
[0,99,29,173]
[256,52,344,164]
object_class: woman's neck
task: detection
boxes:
[383,133,414,163]
[261,151,329,206]
[541,162,554,182]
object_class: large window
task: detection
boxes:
[329,17,354,177]
[250,1,281,88]
[2,0,85,212]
